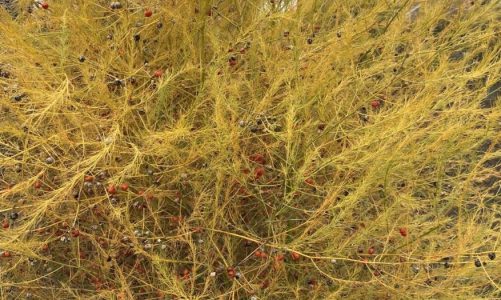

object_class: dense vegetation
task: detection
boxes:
[1,0,500,299]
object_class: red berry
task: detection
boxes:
[368,247,375,255]
[254,167,265,179]
[120,183,129,191]
[41,244,49,251]
[34,180,42,189]
[2,251,11,258]
[371,100,381,109]
[107,184,117,194]
[84,175,94,182]
[249,153,265,164]
[2,219,9,229]
[304,178,315,186]
[254,250,262,258]
[399,227,408,237]
[291,252,301,261]
[153,70,163,78]
[227,267,236,278]
[275,254,285,262]
[71,229,80,237]
[41,1,49,9]
[144,9,153,17]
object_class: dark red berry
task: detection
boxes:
[254,167,265,179]
[71,229,80,237]
[34,180,42,189]
[399,227,408,237]
[371,100,381,109]
[144,9,153,17]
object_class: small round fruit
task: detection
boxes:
[488,252,496,260]
[153,70,163,78]
[371,100,381,109]
[34,180,42,189]
[84,175,94,182]
[78,55,86,63]
[144,9,153,17]
[249,153,265,164]
[71,229,80,237]
[474,259,482,268]
[291,252,301,261]
[368,247,375,255]
[399,227,408,237]
[2,219,9,229]
[41,1,49,9]
[2,251,11,257]
[107,184,117,194]
[227,267,236,278]
[304,178,315,186]
[120,183,129,191]
[254,167,265,179]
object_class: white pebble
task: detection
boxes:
[209,271,216,277]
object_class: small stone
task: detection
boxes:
[412,264,420,273]
[331,259,337,264]
[488,252,496,260]
[111,2,122,9]
[9,212,18,220]
[13,94,24,102]
[161,244,167,250]
[45,156,55,164]
[209,271,216,277]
